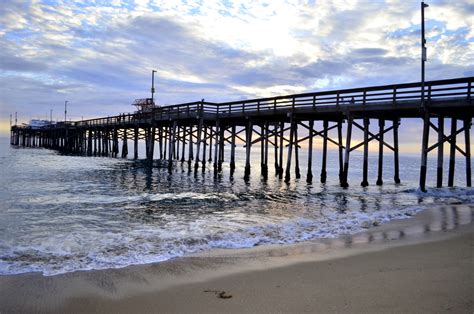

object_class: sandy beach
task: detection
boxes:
[1,205,473,313]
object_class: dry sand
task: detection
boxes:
[1,206,473,313]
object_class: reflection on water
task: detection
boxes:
[262,205,473,258]
[0,139,473,276]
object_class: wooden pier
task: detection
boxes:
[10,77,473,191]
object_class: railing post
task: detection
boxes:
[393,86,397,106]
[363,90,367,106]
[312,95,316,109]
[336,93,340,106]
[427,84,432,106]
[468,81,472,102]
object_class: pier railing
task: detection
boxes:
[12,77,471,130]
[214,77,472,115]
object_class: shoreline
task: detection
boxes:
[1,205,473,313]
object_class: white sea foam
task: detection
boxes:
[0,203,429,276]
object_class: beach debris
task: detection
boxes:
[203,289,233,299]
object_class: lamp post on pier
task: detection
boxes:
[64,101,68,122]
[421,1,429,109]
[151,70,157,104]
[419,1,430,192]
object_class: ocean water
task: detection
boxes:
[0,136,472,276]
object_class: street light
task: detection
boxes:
[64,100,68,122]
[50,109,53,124]
[15,112,17,126]
[421,1,429,109]
[151,70,157,104]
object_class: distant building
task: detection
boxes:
[27,119,52,129]
[132,98,159,113]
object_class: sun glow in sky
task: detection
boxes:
[0,0,473,151]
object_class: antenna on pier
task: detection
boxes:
[421,1,429,109]
[151,70,157,104]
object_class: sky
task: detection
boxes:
[0,0,473,150]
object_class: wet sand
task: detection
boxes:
[1,205,473,313]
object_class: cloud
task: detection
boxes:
[0,0,472,138]
[0,55,48,72]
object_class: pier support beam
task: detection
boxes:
[393,119,401,184]
[260,124,265,176]
[202,125,207,172]
[338,121,344,184]
[188,125,194,171]
[274,124,279,175]
[133,127,138,160]
[103,129,109,157]
[260,123,269,178]
[208,126,213,163]
[448,118,457,187]
[230,125,236,176]
[278,122,284,179]
[194,119,203,172]
[285,117,295,183]
[87,130,93,156]
[244,120,253,181]
[97,130,102,156]
[168,122,177,173]
[218,124,224,173]
[376,119,385,186]
[181,126,186,162]
[121,128,128,158]
[464,118,472,187]
[341,116,353,188]
[419,112,430,192]
[436,116,444,187]
[263,121,269,179]
[158,128,163,160]
[320,120,328,183]
[144,128,150,159]
[306,120,314,183]
[113,128,119,158]
[294,123,300,179]
[213,121,220,175]
[361,118,369,187]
